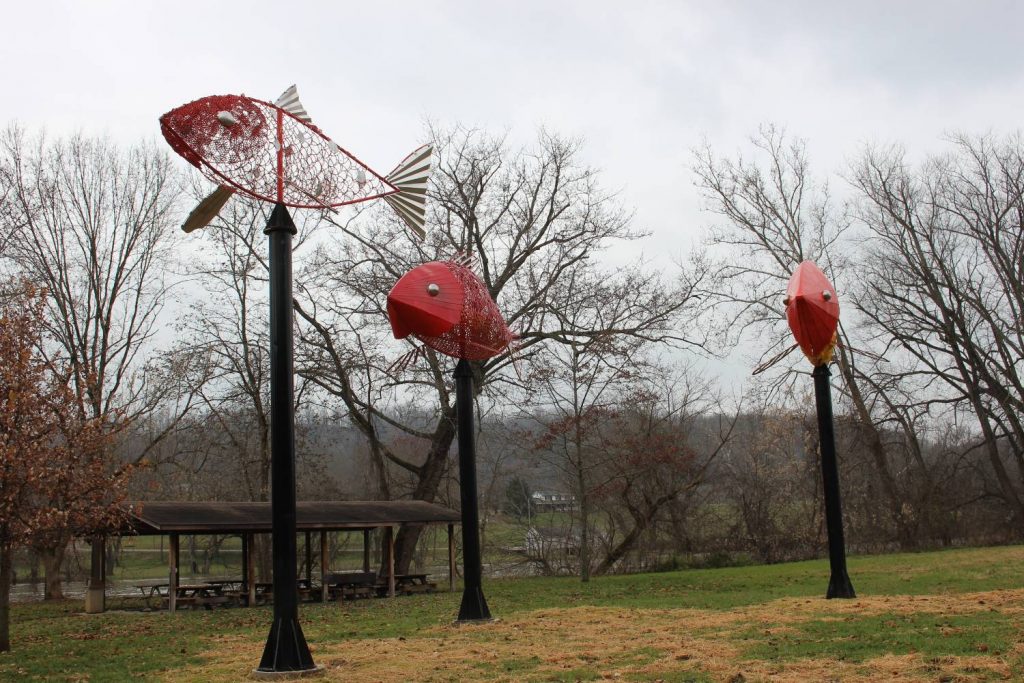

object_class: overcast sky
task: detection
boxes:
[5,0,1023,265]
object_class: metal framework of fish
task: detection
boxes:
[159,85,431,238]
[387,259,517,361]
[785,260,839,366]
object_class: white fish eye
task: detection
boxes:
[216,111,237,128]
[427,283,440,296]
[822,290,833,301]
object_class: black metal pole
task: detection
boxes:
[812,363,856,599]
[258,204,316,673]
[454,359,492,622]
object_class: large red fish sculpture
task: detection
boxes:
[785,260,839,366]
[387,259,517,361]
[160,85,431,237]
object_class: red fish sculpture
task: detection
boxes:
[160,85,430,237]
[785,260,839,366]
[387,259,517,361]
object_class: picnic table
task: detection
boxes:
[323,572,437,600]
[136,582,237,610]
[250,578,318,605]
[326,571,378,600]
[393,573,437,595]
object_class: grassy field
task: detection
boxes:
[2,545,1024,681]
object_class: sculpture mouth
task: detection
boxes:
[386,297,457,339]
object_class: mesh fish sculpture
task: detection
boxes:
[160,85,431,237]
[387,259,517,362]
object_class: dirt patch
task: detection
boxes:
[171,589,1024,682]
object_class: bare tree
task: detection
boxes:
[693,125,919,546]
[0,127,186,597]
[294,125,704,571]
[590,365,736,575]
[850,134,1024,526]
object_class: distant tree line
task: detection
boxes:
[0,121,1021,626]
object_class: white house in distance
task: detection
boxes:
[530,491,576,512]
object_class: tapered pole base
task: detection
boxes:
[256,204,318,675]
[256,617,317,674]
[457,586,492,622]
[827,571,856,600]
[454,359,492,623]
[812,363,856,600]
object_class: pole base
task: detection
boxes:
[457,586,492,622]
[257,617,316,673]
[826,572,856,599]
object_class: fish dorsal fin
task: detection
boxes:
[384,144,432,240]
[274,84,313,124]
[452,252,476,271]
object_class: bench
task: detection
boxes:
[326,571,378,601]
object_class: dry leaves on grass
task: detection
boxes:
[170,589,1024,682]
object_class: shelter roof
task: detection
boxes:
[123,500,460,535]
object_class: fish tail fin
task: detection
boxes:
[384,144,432,240]
[182,185,235,233]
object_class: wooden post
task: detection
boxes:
[385,526,395,598]
[247,533,257,607]
[241,534,249,599]
[447,524,456,592]
[362,529,370,573]
[304,531,312,588]
[320,531,328,603]
[168,533,179,613]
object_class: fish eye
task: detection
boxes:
[822,290,832,301]
[783,296,791,307]
[427,283,440,296]
[216,111,237,128]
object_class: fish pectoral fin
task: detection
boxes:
[182,185,235,233]
[385,144,432,240]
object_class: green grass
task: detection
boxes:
[740,611,1017,662]
[2,544,1023,681]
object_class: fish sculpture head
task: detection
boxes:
[785,260,839,366]
[387,260,516,361]
[387,261,464,340]
[160,95,269,172]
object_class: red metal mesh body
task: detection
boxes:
[387,261,516,361]
[160,94,395,208]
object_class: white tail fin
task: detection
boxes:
[182,185,235,233]
[274,84,313,124]
[384,144,432,240]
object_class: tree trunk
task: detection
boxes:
[393,410,458,573]
[834,346,911,544]
[0,540,10,652]
[41,543,66,601]
[578,487,591,583]
[595,494,676,575]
